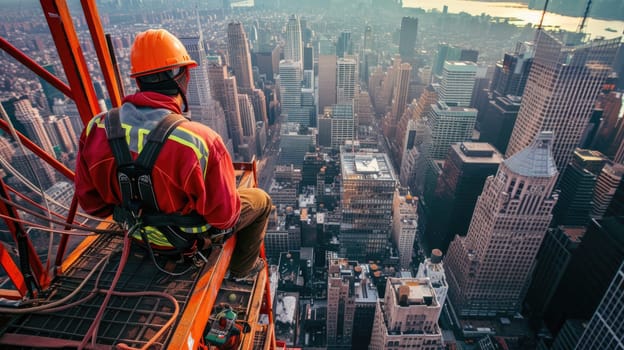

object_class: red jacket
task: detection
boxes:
[75,92,240,231]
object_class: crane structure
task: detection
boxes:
[0,1,283,349]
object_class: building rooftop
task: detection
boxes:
[455,142,503,164]
[561,226,587,243]
[504,131,558,177]
[340,151,397,181]
[389,278,437,307]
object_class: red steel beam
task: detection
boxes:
[0,242,27,298]
[40,0,101,127]
[80,0,123,108]
[0,37,72,98]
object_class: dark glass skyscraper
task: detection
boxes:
[398,17,418,61]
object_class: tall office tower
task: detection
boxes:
[224,77,244,153]
[356,91,374,129]
[11,148,56,191]
[227,22,255,91]
[416,250,449,307]
[490,41,534,98]
[336,57,358,104]
[368,67,386,115]
[329,104,355,149]
[397,85,438,166]
[13,98,55,157]
[433,43,479,77]
[278,60,303,119]
[237,93,256,140]
[392,191,418,269]
[336,31,352,58]
[317,113,332,147]
[576,260,624,350]
[303,45,313,71]
[250,88,268,126]
[445,132,559,317]
[550,149,606,227]
[505,32,620,169]
[363,25,373,52]
[284,15,303,65]
[425,142,503,252]
[592,163,624,219]
[318,54,337,113]
[525,226,584,319]
[479,95,521,154]
[277,123,314,169]
[390,63,412,123]
[438,61,477,106]
[545,216,624,334]
[339,151,397,260]
[378,56,402,114]
[326,259,379,349]
[45,115,78,154]
[427,101,478,159]
[592,91,624,161]
[326,258,356,347]
[180,36,213,106]
[369,278,443,349]
[39,64,64,111]
[398,17,418,61]
[253,47,279,83]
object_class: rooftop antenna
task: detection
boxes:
[537,0,550,30]
[577,0,592,33]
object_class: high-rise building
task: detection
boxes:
[591,162,624,220]
[592,91,624,161]
[433,43,479,77]
[416,249,449,307]
[425,142,503,252]
[336,57,358,104]
[390,63,412,127]
[490,41,534,98]
[224,77,244,152]
[369,278,443,349]
[13,98,55,157]
[445,132,558,317]
[336,31,352,58]
[398,17,418,61]
[550,150,604,227]
[326,258,379,349]
[284,15,303,65]
[45,115,78,154]
[318,54,337,113]
[278,60,303,119]
[438,61,477,106]
[478,95,521,154]
[427,101,478,159]
[575,260,624,349]
[392,190,418,269]
[278,123,314,169]
[544,215,624,334]
[180,36,213,106]
[339,150,397,260]
[11,147,56,191]
[329,103,355,149]
[505,32,620,169]
[524,226,585,318]
[227,22,255,91]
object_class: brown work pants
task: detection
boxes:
[228,187,272,276]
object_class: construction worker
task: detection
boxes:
[75,28,271,281]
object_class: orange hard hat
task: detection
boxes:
[130,29,197,78]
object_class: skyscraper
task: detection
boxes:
[13,98,55,157]
[284,15,303,65]
[340,150,397,260]
[575,260,624,349]
[425,142,503,252]
[398,17,418,61]
[336,31,352,58]
[505,32,620,169]
[390,62,412,123]
[427,101,478,159]
[227,22,255,91]
[438,61,477,106]
[392,191,418,269]
[318,54,337,113]
[369,277,443,349]
[329,103,355,149]
[336,57,358,104]
[180,36,213,106]
[278,60,303,121]
[445,132,559,316]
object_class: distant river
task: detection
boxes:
[403,0,623,40]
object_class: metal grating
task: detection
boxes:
[0,233,208,349]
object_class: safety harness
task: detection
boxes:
[104,108,211,255]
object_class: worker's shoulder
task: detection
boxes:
[174,119,223,143]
